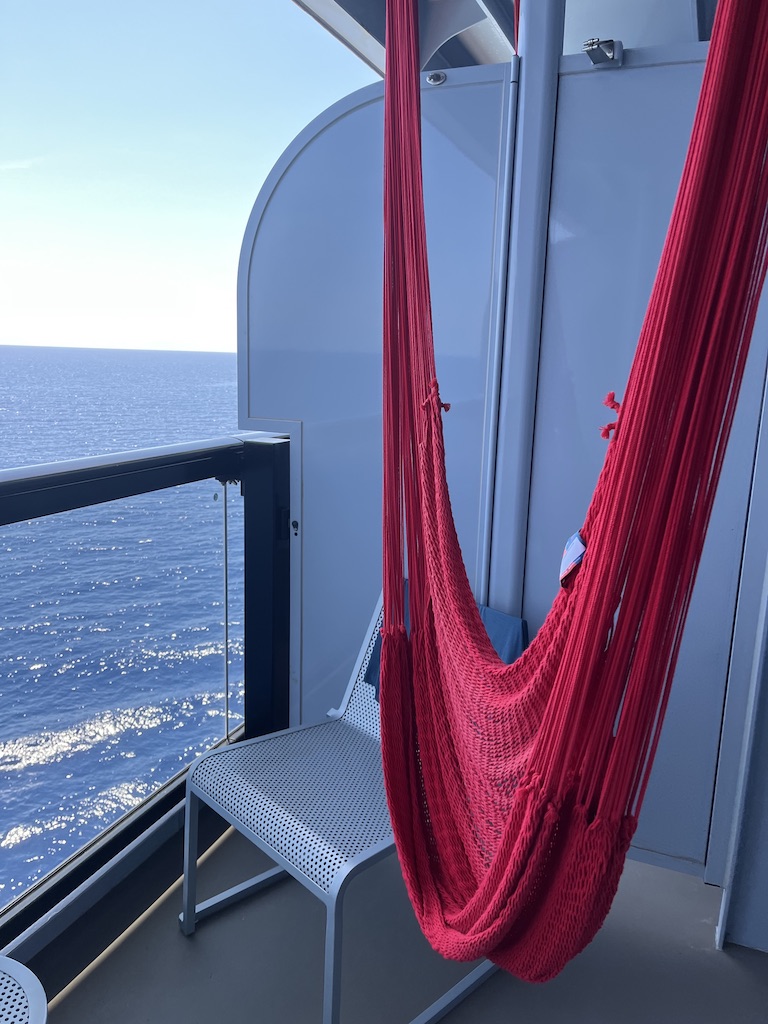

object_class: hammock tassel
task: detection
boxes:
[600,391,622,438]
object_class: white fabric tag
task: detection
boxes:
[560,531,586,586]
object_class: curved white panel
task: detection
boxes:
[238,64,517,721]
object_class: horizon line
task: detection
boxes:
[0,341,237,355]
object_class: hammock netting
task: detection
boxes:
[380,0,768,983]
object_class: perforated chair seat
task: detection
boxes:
[0,957,47,1024]
[190,717,392,894]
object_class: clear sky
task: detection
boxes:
[0,1,378,352]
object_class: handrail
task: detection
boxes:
[0,435,249,526]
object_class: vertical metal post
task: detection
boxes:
[222,480,232,741]
[487,0,568,616]
[716,547,768,948]
[473,60,519,606]
[240,437,290,738]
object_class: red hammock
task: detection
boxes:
[380,0,768,983]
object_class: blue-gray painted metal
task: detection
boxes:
[523,47,768,874]
[723,645,768,953]
[472,56,519,604]
[707,313,768,887]
[238,64,518,723]
[487,0,567,617]
[407,961,498,1024]
[714,373,768,950]
[716,546,768,950]
[4,801,185,962]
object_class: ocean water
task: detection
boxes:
[0,345,243,911]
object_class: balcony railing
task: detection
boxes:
[0,434,289,952]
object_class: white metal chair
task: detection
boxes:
[180,598,527,1024]
[0,956,48,1024]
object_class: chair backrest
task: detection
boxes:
[337,597,529,742]
[340,606,384,739]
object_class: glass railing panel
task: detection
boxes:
[0,478,241,911]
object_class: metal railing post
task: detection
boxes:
[240,437,290,738]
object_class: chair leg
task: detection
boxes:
[322,898,344,1024]
[408,960,498,1024]
[180,787,199,936]
[179,787,289,934]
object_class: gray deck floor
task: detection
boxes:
[45,829,768,1024]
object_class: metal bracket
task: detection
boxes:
[583,38,624,68]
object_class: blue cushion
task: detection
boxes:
[478,605,529,665]
[365,603,528,700]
